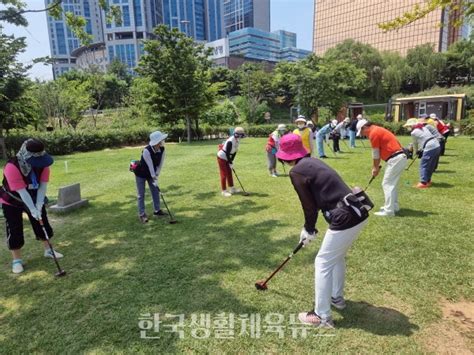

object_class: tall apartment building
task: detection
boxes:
[313,0,471,56]
[45,0,104,78]
[223,0,270,35]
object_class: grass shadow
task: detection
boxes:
[431,182,454,188]
[397,208,438,217]
[434,170,455,174]
[336,301,419,336]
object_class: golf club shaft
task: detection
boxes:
[325,140,337,157]
[261,241,304,286]
[342,138,350,150]
[160,193,176,222]
[406,156,417,171]
[281,162,286,175]
[364,165,382,191]
[231,167,248,194]
[39,220,63,273]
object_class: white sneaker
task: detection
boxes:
[12,260,24,274]
[44,249,64,259]
[374,211,395,217]
[271,173,278,178]
[221,190,232,197]
[229,187,241,194]
[380,206,400,213]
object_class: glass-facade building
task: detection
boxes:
[45,0,104,78]
[227,28,311,63]
[313,0,470,56]
[223,0,270,35]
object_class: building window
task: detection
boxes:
[123,5,130,27]
[134,0,143,26]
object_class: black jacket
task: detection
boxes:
[289,158,368,233]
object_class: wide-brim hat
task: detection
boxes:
[344,117,350,123]
[150,131,168,146]
[276,133,308,161]
[404,118,419,127]
[295,117,306,124]
[356,119,368,136]
[277,124,287,131]
[26,154,54,168]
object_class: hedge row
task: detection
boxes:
[5,117,470,157]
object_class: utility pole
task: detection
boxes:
[181,19,192,143]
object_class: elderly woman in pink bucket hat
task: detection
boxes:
[276,134,373,328]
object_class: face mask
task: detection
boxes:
[297,124,305,129]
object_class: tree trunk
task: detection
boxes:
[186,113,192,143]
[195,118,200,140]
[0,123,6,159]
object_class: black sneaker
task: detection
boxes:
[320,155,328,159]
[154,210,168,217]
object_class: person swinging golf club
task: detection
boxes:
[217,127,245,197]
[0,139,62,274]
[132,131,168,223]
[357,119,408,216]
[276,134,372,328]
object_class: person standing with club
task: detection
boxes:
[133,131,168,223]
[316,121,334,158]
[217,127,245,197]
[266,124,288,177]
[432,114,450,156]
[293,115,314,156]
[357,119,408,216]
[275,134,372,328]
[403,119,441,188]
[348,116,358,148]
[0,139,61,274]
[331,119,346,153]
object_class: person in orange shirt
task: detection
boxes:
[357,120,408,217]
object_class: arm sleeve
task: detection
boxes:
[290,171,319,234]
[17,188,36,213]
[142,149,156,178]
[411,133,419,152]
[155,149,166,177]
[372,148,380,159]
[225,141,233,163]
[36,182,47,206]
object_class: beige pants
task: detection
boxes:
[382,154,407,214]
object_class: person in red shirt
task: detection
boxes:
[431,114,450,156]
[0,139,61,274]
[357,120,408,216]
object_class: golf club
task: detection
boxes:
[255,240,305,291]
[281,161,286,175]
[405,155,418,171]
[342,138,350,150]
[231,167,250,196]
[360,138,367,148]
[364,165,382,191]
[324,139,337,157]
[160,193,177,224]
[39,219,66,277]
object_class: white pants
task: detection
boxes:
[315,219,368,319]
[382,154,407,214]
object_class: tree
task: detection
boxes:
[137,25,215,142]
[324,40,384,101]
[272,61,298,107]
[210,67,241,97]
[293,55,366,120]
[55,78,91,130]
[441,39,474,85]
[378,0,474,32]
[0,0,121,45]
[108,58,132,85]
[237,63,273,124]
[381,52,408,98]
[405,44,446,91]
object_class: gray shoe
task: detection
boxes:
[331,296,347,310]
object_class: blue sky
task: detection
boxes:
[2,0,314,80]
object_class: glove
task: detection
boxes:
[416,150,423,159]
[30,207,42,221]
[229,163,234,169]
[299,228,316,247]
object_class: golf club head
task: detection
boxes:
[243,192,250,196]
[168,220,178,224]
[55,270,66,277]
[255,280,268,291]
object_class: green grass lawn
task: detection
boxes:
[1,136,473,353]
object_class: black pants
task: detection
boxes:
[440,132,450,156]
[2,203,53,250]
[332,134,341,152]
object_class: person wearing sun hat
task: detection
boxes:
[133,130,168,223]
[276,134,371,329]
[0,139,60,274]
[217,126,245,196]
[403,118,440,189]
[265,123,288,177]
[293,115,314,156]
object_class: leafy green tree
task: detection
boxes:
[237,63,273,124]
[137,25,215,142]
[210,67,241,97]
[441,39,474,85]
[108,58,132,85]
[378,0,473,32]
[405,44,446,91]
[381,52,408,98]
[324,40,384,101]
[125,77,161,125]
[293,55,366,120]
[272,61,298,107]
